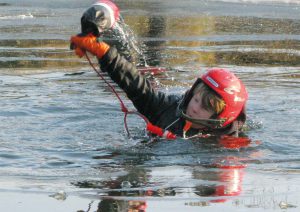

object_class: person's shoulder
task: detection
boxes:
[164,92,182,103]
[153,91,182,109]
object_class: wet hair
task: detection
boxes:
[192,82,226,115]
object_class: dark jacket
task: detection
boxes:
[99,47,246,137]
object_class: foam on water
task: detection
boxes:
[0,13,34,20]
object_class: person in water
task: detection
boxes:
[70,1,248,138]
[70,33,248,138]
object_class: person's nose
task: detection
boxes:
[192,104,200,116]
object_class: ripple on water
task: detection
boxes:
[0,2,299,209]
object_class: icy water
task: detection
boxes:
[0,0,300,211]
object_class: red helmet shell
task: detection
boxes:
[201,68,248,127]
[93,0,120,28]
[81,0,120,36]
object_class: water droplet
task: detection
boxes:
[279,201,297,209]
[49,190,67,201]
[121,181,132,188]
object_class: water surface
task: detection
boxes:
[0,0,299,211]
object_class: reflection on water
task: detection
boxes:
[73,142,248,211]
[80,165,243,210]
[1,14,300,70]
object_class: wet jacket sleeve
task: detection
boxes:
[98,47,176,124]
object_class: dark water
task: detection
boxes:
[0,0,300,211]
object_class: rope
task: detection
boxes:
[84,53,176,140]
[85,53,148,135]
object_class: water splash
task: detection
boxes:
[244,118,263,131]
[112,17,149,66]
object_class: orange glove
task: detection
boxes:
[70,34,110,59]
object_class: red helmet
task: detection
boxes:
[201,68,248,127]
[93,0,120,28]
[81,0,120,36]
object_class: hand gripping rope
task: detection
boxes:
[84,53,176,140]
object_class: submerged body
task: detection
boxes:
[98,47,247,138]
[71,0,248,138]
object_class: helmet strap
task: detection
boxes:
[181,111,225,129]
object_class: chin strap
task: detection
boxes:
[181,111,225,129]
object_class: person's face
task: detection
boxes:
[186,93,214,129]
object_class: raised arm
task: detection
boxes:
[70,34,176,124]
